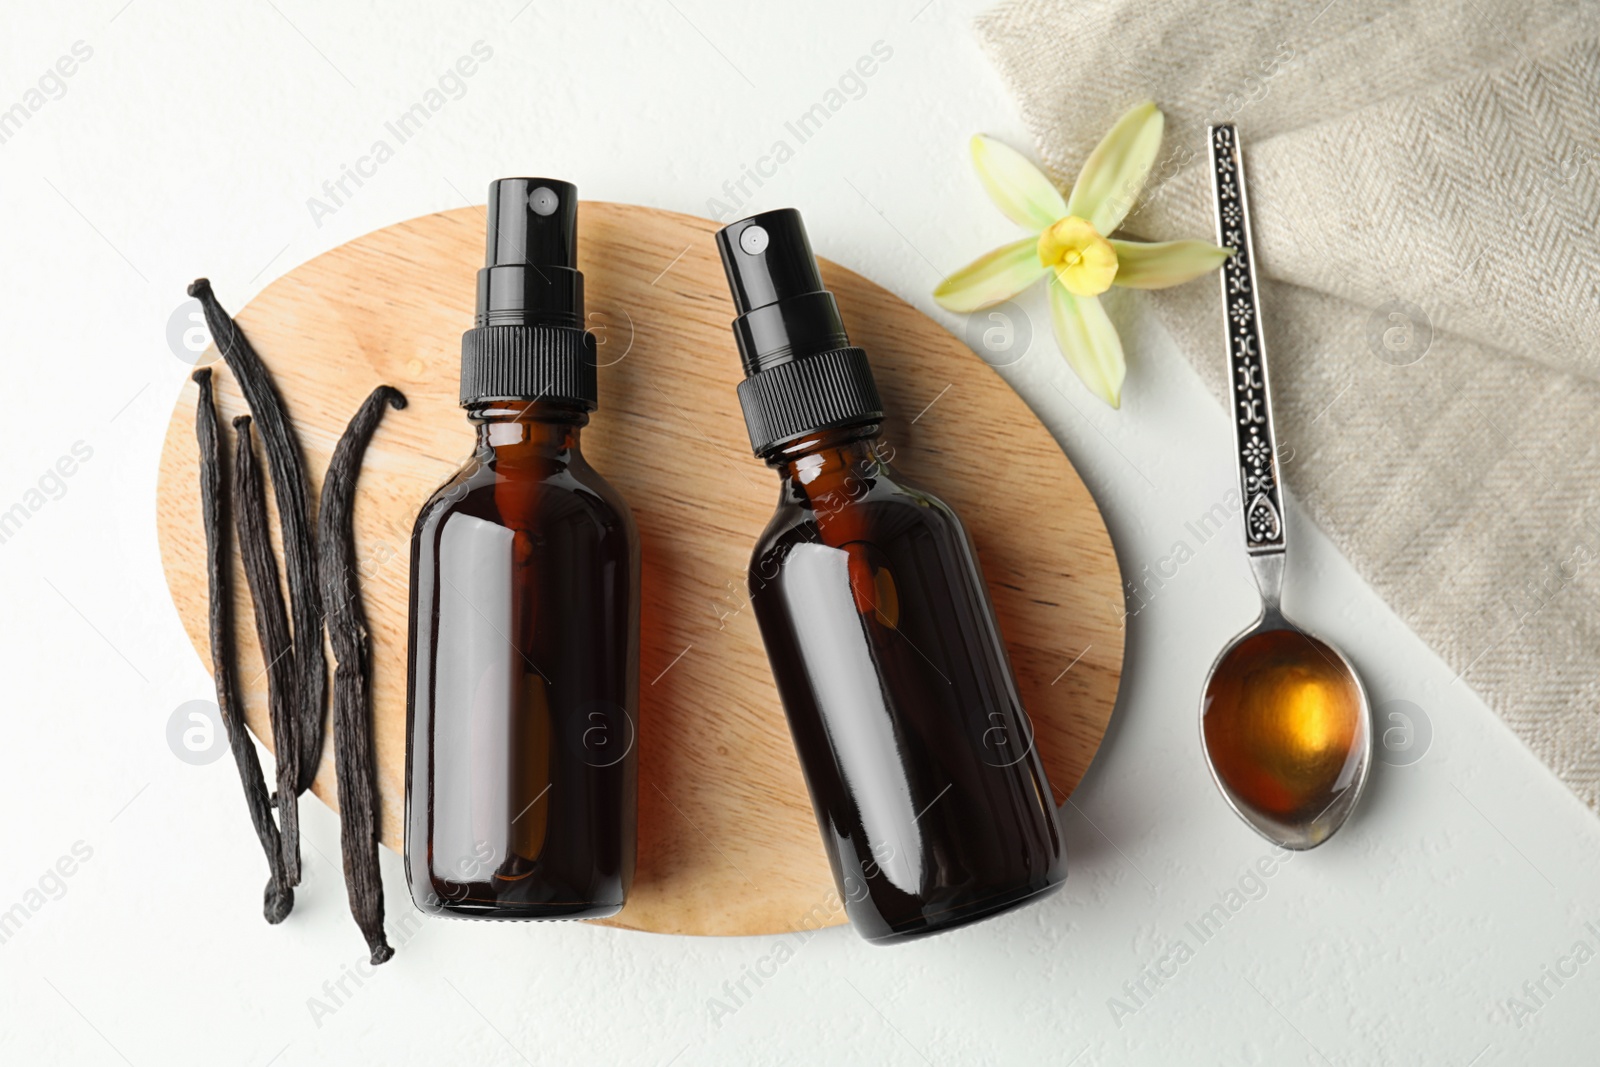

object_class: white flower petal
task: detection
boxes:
[1110,239,1233,289]
[970,134,1068,230]
[1050,283,1125,408]
[933,237,1047,313]
[1066,101,1164,235]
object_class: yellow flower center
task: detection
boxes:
[1037,216,1118,297]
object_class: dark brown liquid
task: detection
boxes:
[1203,628,1365,832]
[750,425,1066,943]
[405,402,639,919]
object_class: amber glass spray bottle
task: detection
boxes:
[405,178,639,919]
[716,209,1067,943]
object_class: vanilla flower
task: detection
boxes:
[935,102,1232,408]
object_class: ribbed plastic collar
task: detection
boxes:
[735,346,883,455]
[459,324,597,409]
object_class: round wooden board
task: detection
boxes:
[156,203,1124,937]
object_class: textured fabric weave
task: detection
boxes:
[975,0,1600,808]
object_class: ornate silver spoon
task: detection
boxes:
[1198,124,1373,850]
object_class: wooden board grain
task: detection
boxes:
[155,202,1124,937]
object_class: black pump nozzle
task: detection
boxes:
[716,209,851,375]
[716,208,883,455]
[476,177,583,329]
[459,177,597,409]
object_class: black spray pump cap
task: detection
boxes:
[717,209,851,375]
[716,209,883,455]
[460,177,597,409]
[477,178,583,329]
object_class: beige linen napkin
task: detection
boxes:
[975,0,1600,808]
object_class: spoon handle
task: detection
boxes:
[1207,125,1286,566]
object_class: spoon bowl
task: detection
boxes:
[1201,585,1372,850]
[1198,126,1373,849]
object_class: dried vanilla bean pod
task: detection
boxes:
[192,369,293,923]
[320,385,406,965]
[189,278,327,795]
[232,415,302,886]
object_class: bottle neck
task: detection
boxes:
[768,422,885,487]
[468,400,588,459]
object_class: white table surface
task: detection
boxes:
[3,2,1598,1063]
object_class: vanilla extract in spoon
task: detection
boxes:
[1198,125,1372,850]
[1203,628,1366,832]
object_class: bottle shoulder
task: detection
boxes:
[413,446,637,542]
[751,463,963,560]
